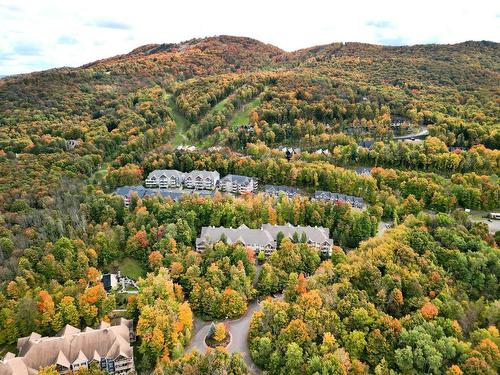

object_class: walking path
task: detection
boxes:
[377,220,392,237]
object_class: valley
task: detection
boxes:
[0,35,498,375]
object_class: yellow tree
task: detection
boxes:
[148,251,163,271]
[134,268,193,370]
[39,365,58,375]
[214,323,227,342]
[37,290,55,333]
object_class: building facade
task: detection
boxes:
[0,320,135,374]
[314,190,365,209]
[183,170,220,190]
[218,174,258,194]
[114,186,215,206]
[264,184,302,199]
[114,186,146,206]
[145,169,185,188]
[196,223,333,256]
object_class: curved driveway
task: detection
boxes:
[186,294,283,373]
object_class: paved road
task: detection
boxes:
[378,213,499,236]
[471,217,500,234]
[393,128,429,140]
[186,294,283,373]
[378,221,392,237]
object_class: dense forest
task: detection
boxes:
[0,36,498,374]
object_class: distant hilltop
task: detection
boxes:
[2,35,497,79]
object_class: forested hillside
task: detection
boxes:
[0,36,498,374]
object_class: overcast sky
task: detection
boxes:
[1,0,499,76]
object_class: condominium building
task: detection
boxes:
[218,174,258,194]
[196,223,333,256]
[264,184,302,199]
[145,169,185,188]
[0,320,135,374]
[183,170,220,190]
[314,190,365,209]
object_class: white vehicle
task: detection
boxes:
[489,212,500,220]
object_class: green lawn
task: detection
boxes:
[0,343,16,359]
[118,258,146,280]
[210,97,230,113]
[169,96,191,147]
[230,96,261,130]
[168,91,261,149]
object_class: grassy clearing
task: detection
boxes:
[0,343,16,358]
[168,96,191,147]
[117,257,146,280]
[230,97,261,130]
[210,97,230,113]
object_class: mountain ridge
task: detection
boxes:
[2,36,498,81]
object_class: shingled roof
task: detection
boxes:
[114,185,146,198]
[264,184,301,197]
[196,223,334,249]
[197,224,275,248]
[219,174,256,185]
[184,170,220,180]
[0,320,133,374]
[261,223,332,245]
[146,169,185,180]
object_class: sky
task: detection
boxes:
[1,0,499,76]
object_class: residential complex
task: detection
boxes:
[114,186,214,206]
[314,190,365,209]
[145,169,220,190]
[218,174,258,194]
[116,170,366,211]
[145,169,185,188]
[264,184,302,198]
[183,170,220,190]
[196,223,333,256]
[0,320,135,374]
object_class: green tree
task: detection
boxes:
[285,342,304,375]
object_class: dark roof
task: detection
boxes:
[101,274,114,292]
[114,186,215,202]
[264,184,301,195]
[314,190,365,206]
[194,190,216,198]
[1,321,132,374]
[355,167,372,175]
[144,189,185,201]
[114,186,146,198]
[219,174,256,185]
[358,140,375,149]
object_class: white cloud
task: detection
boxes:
[0,0,499,75]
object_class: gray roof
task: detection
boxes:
[192,190,216,198]
[358,140,375,148]
[144,189,185,201]
[112,318,133,332]
[355,167,372,176]
[264,185,301,195]
[114,186,215,202]
[1,320,132,374]
[219,174,256,185]
[197,224,275,247]
[146,169,185,180]
[197,223,333,248]
[262,223,332,245]
[184,170,220,180]
[114,185,146,198]
[314,191,365,206]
